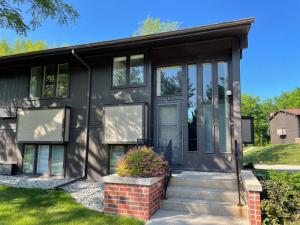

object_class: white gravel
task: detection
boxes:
[0,175,104,212]
[0,175,71,189]
[62,180,104,212]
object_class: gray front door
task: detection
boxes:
[157,103,182,166]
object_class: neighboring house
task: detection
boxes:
[0,18,254,180]
[269,109,300,144]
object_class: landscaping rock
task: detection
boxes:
[62,180,104,212]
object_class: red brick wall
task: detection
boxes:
[104,179,164,221]
[247,191,261,225]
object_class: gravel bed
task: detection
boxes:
[0,175,104,212]
[0,175,71,189]
[62,180,104,212]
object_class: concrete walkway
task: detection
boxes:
[254,164,300,172]
[146,210,248,225]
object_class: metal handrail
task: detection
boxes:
[234,140,243,206]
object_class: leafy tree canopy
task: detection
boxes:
[0,0,79,35]
[133,16,180,36]
[0,38,47,56]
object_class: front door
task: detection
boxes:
[155,61,233,171]
[157,103,182,165]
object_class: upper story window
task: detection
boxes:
[29,63,69,98]
[157,66,182,96]
[112,54,145,87]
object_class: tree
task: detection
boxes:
[0,38,47,56]
[133,16,180,36]
[274,88,300,109]
[0,0,79,35]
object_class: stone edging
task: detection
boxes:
[103,174,164,186]
[241,170,262,192]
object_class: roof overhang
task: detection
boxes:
[0,18,254,65]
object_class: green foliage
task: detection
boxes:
[133,16,180,36]
[244,144,300,165]
[0,38,47,56]
[260,171,300,224]
[117,146,168,178]
[275,88,300,109]
[242,87,300,145]
[0,185,144,225]
[0,0,79,35]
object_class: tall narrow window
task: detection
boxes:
[202,63,214,153]
[43,65,56,97]
[23,145,35,173]
[29,67,42,98]
[218,61,230,153]
[157,66,182,96]
[51,145,64,175]
[112,57,127,87]
[57,64,69,97]
[129,55,144,85]
[37,145,50,174]
[110,145,125,174]
[188,65,197,151]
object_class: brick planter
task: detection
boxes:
[103,174,164,221]
[242,170,262,225]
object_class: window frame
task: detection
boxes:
[111,54,146,88]
[22,144,66,176]
[156,65,183,97]
[28,63,70,99]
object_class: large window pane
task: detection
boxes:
[57,64,69,97]
[23,145,35,173]
[157,66,182,96]
[202,63,214,153]
[43,65,57,97]
[51,145,64,175]
[218,61,230,153]
[110,145,125,174]
[29,67,42,98]
[37,145,49,174]
[113,57,127,87]
[129,54,144,85]
[188,65,197,151]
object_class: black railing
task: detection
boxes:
[136,138,172,199]
[234,140,243,206]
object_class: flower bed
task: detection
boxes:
[103,146,167,220]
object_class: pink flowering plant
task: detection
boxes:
[116,146,168,178]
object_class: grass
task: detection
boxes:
[0,185,144,225]
[243,144,300,165]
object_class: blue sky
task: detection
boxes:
[1,0,299,100]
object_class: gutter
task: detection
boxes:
[71,49,92,179]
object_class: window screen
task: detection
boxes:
[23,145,35,173]
[129,55,144,85]
[51,145,64,175]
[112,57,127,87]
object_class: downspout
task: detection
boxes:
[71,49,92,179]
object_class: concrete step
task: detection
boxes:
[160,198,247,217]
[147,210,249,225]
[170,176,237,190]
[167,186,239,203]
[172,171,236,180]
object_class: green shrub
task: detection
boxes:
[260,171,300,225]
[116,146,168,178]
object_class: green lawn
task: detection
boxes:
[243,144,300,165]
[0,185,143,225]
